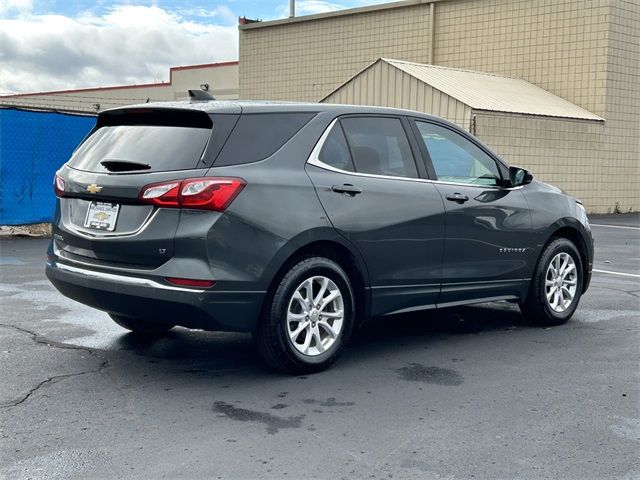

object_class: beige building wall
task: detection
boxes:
[240,2,434,102]
[601,0,640,214]
[322,60,473,129]
[239,0,639,213]
[0,62,239,114]
[475,113,606,207]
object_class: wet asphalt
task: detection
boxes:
[0,214,638,480]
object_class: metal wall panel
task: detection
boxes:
[322,60,473,130]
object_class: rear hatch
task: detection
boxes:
[53,106,238,268]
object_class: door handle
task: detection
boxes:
[331,184,362,196]
[445,193,469,203]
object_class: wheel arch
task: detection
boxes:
[541,219,592,293]
[260,229,371,327]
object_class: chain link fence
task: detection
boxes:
[0,107,96,225]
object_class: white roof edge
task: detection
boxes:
[472,109,605,122]
[384,59,604,121]
[239,0,444,30]
[380,58,516,79]
[328,58,604,122]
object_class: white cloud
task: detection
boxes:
[178,5,237,24]
[0,4,238,94]
[274,0,393,20]
[275,1,348,18]
[0,0,32,15]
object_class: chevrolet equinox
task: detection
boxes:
[46,101,594,373]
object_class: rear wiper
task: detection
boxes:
[100,160,151,172]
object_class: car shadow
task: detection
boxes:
[107,301,530,380]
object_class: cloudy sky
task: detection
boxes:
[0,0,389,94]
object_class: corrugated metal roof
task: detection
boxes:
[370,59,603,121]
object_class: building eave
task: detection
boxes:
[238,0,442,31]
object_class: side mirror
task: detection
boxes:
[508,166,533,187]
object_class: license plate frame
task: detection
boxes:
[84,201,120,231]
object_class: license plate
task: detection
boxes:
[84,201,119,231]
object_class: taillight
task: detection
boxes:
[140,181,180,207]
[180,178,246,210]
[53,174,65,197]
[139,177,246,211]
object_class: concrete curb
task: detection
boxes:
[0,223,52,238]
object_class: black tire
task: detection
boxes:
[254,256,356,374]
[520,237,584,326]
[109,314,174,335]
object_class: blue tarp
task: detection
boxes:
[0,108,96,225]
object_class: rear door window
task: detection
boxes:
[318,124,355,172]
[340,117,418,178]
[214,112,316,166]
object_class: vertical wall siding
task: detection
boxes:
[322,61,472,130]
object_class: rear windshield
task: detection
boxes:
[68,125,211,173]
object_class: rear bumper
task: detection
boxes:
[45,259,265,332]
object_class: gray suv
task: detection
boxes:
[46,101,594,373]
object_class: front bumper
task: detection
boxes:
[45,258,265,332]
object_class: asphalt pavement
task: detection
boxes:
[0,214,638,480]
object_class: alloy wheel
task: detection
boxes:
[286,275,344,356]
[545,252,578,313]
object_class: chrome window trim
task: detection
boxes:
[307,117,523,191]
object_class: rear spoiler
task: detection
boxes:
[96,107,213,129]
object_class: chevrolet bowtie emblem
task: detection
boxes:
[86,184,102,194]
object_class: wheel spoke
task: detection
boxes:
[561,285,573,299]
[289,321,309,340]
[321,309,343,319]
[559,290,568,310]
[288,311,307,322]
[552,256,561,277]
[318,320,338,339]
[304,278,314,303]
[558,255,569,276]
[292,291,307,308]
[313,277,329,305]
[300,328,312,354]
[319,290,339,311]
[552,289,560,309]
[562,264,576,278]
[312,328,325,353]
[546,288,555,302]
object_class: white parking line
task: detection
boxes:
[590,224,640,230]
[593,269,640,278]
